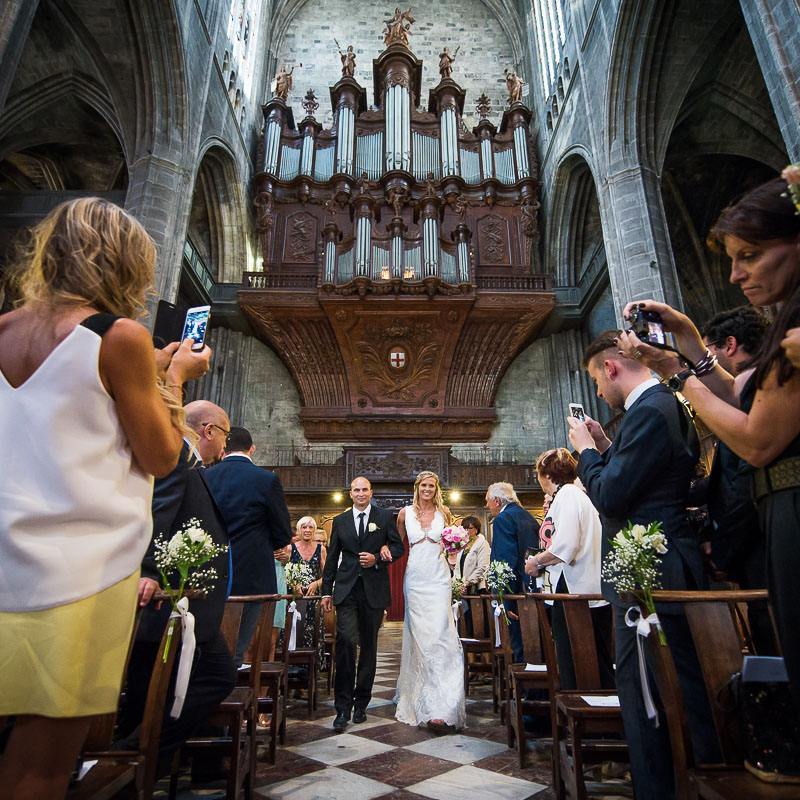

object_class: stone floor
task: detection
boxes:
[157,622,580,799]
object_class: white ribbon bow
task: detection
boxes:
[624,606,661,725]
[169,595,196,718]
[492,600,504,647]
[287,600,302,651]
[452,599,461,621]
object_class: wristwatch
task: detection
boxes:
[664,367,694,393]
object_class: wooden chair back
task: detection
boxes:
[643,590,772,770]
[530,594,561,695]
[139,616,184,794]
[220,601,245,657]
[227,595,278,702]
[518,595,543,665]
[562,599,602,690]
[461,595,490,638]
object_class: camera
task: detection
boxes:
[629,303,666,346]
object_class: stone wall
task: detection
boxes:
[274,1,518,128]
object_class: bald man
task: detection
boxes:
[116,400,235,774]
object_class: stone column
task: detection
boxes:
[598,162,683,321]
[740,0,800,160]
[125,150,194,304]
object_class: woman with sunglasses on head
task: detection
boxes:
[610,175,800,714]
[0,197,210,799]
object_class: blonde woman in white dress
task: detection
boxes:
[385,471,466,730]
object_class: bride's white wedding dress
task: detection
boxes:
[395,507,466,728]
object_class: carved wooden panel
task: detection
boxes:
[282,211,317,264]
[346,447,450,483]
[477,214,510,265]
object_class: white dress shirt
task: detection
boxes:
[624,377,660,410]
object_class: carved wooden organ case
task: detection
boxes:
[240,39,554,441]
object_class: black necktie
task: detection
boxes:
[358,512,365,542]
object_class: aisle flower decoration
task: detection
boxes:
[487,559,515,626]
[442,525,469,555]
[282,561,314,651]
[283,560,314,603]
[451,576,465,604]
[154,518,228,660]
[602,521,668,645]
[782,163,800,214]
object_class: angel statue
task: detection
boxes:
[383,7,415,47]
[504,68,525,105]
[438,46,459,80]
[274,64,298,100]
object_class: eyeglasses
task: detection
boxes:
[205,422,231,443]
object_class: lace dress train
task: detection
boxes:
[395,508,466,728]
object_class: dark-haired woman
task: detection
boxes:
[526,449,613,689]
[617,175,800,712]
[454,516,490,594]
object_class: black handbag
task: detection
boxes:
[724,669,800,782]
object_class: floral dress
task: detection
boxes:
[290,543,325,667]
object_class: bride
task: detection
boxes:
[384,470,466,729]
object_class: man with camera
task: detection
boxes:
[567,327,718,800]
[696,306,775,653]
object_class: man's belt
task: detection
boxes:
[752,455,800,503]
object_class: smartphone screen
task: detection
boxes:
[182,306,211,351]
[569,403,586,422]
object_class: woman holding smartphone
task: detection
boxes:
[613,175,800,713]
[0,197,210,800]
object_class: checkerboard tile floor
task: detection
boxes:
[159,622,559,800]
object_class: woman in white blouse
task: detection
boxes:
[525,448,614,689]
[454,516,490,593]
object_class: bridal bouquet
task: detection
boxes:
[782,163,800,214]
[602,520,668,644]
[284,561,314,602]
[154,518,228,658]
[487,559,515,625]
[442,525,469,555]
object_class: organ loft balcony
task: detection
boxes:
[238,22,554,442]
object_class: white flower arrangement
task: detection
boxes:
[283,560,315,601]
[451,576,465,604]
[602,521,668,644]
[487,559,516,624]
[153,517,228,658]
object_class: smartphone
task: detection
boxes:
[182,305,211,351]
[568,403,586,422]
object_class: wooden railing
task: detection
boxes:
[241,272,318,289]
[476,274,552,291]
[271,465,347,490]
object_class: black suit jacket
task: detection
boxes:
[139,442,230,644]
[321,504,404,609]
[577,383,706,610]
[489,502,541,593]
[204,455,292,595]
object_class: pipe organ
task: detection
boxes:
[242,21,552,443]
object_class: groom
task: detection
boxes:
[321,476,404,730]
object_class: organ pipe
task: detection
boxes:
[480,137,493,180]
[265,120,281,175]
[457,241,470,282]
[325,241,336,282]
[514,125,530,178]
[423,217,438,276]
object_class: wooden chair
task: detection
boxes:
[532,593,627,800]
[507,595,551,768]
[459,594,495,702]
[253,613,291,764]
[170,594,277,800]
[276,595,320,719]
[68,615,181,800]
[323,604,337,694]
[640,589,798,800]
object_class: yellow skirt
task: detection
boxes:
[0,571,139,718]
